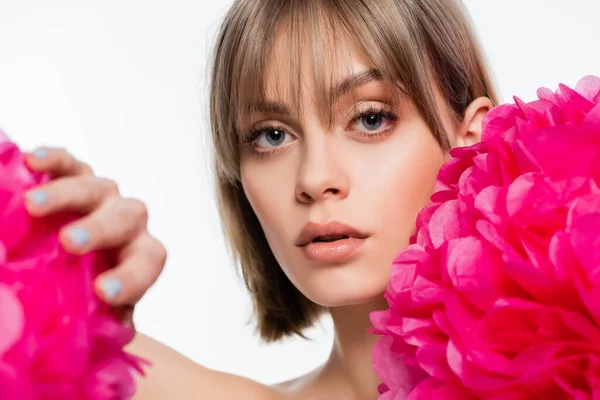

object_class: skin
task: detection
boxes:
[124,30,492,399]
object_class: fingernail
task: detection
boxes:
[100,277,123,300]
[67,227,90,247]
[26,190,48,205]
[32,148,48,159]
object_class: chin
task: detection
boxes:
[299,269,389,308]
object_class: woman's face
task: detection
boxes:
[239,33,462,307]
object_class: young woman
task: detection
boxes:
[29,0,499,398]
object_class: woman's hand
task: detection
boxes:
[23,147,167,322]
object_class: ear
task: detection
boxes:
[454,97,494,147]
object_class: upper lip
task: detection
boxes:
[295,221,368,246]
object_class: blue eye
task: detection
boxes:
[253,127,293,148]
[360,114,383,131]
[350,106,398,136]
[262,129,286,146]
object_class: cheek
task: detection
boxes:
[360,121,445,246]
[240,155,297,252]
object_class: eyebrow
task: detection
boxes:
[247,101,291,116]
[331,68,383,103]
[248,68,383,117]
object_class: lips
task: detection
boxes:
[295,221,368,247]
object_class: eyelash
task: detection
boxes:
[243,105,399,156]
[242,123,291,158]
[348,105,398,140]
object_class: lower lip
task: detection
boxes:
[300,237,366,263]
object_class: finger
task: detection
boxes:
[112,305,136,328]
[25,147,93,177]
[95,234,167,306]
[24,176,119,217]
[59,197,149,255]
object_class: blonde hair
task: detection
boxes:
[209,0,498,342]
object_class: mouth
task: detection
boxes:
[310,234,350,243]
[295,221,368,247]
[296,221,368,263]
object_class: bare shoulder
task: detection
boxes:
[272,364,361,400]
[271,365,329,400]
[127,333,282,400]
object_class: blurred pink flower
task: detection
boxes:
[0,133,146,399]
[371,76,600,399]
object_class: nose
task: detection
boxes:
[295,138,350,204]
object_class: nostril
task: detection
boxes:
[299,192,312,202]
[296,185,345,203]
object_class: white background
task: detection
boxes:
[0,0,597,386]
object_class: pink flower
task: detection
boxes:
[0,132,146,399]
[371,76,600,399]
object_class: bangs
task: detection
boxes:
[228,0,426,138]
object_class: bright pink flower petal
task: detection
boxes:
[372,335,425,397]
[428,200,460,248]
[0,285,24,357]
[575,76,600,103]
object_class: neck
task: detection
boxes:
[324,297,387,399]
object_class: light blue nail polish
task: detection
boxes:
[27,190,48,205]
[68,227,90,247]
[100,277,123,300]
[32,148,48,159]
